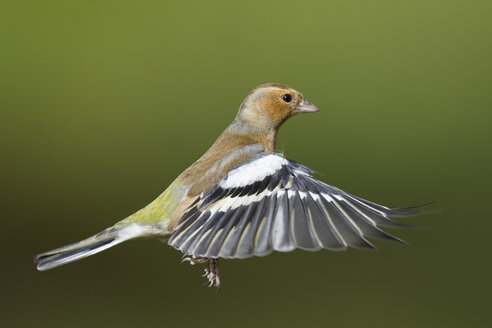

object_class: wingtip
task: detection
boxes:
[389,200,439,217]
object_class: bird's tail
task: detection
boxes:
[34,223,154,271]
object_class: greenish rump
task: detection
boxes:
[34,83,319,271]
[2,1,491,327]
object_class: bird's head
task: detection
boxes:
[235,83,319,132]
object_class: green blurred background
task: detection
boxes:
[1,1,491,327]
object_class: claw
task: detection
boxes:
[181,255,195,264]
[181,256,221,289]
[208,279,214,288]
[215,275,220,288]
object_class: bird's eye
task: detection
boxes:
[282,94,292,103]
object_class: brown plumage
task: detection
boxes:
[168,84,317,227]
[35,83,431,289]
[181,83,315,193]
[170,84,317,226]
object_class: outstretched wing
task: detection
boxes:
[168,153,428,259]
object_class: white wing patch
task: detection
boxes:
[169,152,428,260]
[219,154,288,189]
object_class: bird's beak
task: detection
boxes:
[295,99,319,113]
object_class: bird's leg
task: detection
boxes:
[203,258,220,288]
[182,255,220,288]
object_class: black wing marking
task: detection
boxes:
[168,153,431,259]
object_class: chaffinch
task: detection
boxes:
[35,83,430,288]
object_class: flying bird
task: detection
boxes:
[35,83,430,287]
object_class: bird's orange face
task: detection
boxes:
[237,83,319,131]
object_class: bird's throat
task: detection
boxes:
[226,120,278,152]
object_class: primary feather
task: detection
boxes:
[168,153,428,259]
[35,83,431,279]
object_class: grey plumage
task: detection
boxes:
[168,153,430,259]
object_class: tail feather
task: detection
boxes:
[35,223,155,271]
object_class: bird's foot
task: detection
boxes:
[181,255,209,265]
[203,258,220,289]
[182,255,220,289]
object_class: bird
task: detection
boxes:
[35,83,431,288]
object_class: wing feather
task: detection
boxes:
[305,193,346,250]
[290,191,320,250]
[254,191,277,256]
[320,195,376,250]
[168,153,431,259]
[236,197,269,257]
[272,190,294,252]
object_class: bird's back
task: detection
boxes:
[121,127,270,231]
[35,83,431,289]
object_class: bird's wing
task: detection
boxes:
[168,153,429,259]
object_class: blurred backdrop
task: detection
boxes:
[1,1,491,327]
